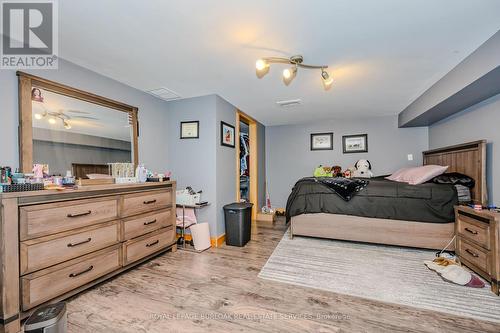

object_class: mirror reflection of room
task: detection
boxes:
[239,120,250,202]
[31,88,133,178]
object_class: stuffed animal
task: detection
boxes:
[332,165,343,177]
[343,166,356,178]
[313,165,333,177]
[352,159,373,178]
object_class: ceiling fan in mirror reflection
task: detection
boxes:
[32,88,99,130]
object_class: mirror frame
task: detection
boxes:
[17,71,139,173]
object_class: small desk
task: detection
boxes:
[176,202,210,253]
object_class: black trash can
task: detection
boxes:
[223,202,253,246]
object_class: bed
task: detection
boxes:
[288,140,487,250]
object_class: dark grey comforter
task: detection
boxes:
[286,177,458,223]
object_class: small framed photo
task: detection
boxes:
[221,121,235,148]
[343,134,368,153]
[180,121,199,139]
[310,132,333,151]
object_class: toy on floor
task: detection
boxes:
[352,159,373,178]
[275,208,286,216]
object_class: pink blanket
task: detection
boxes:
[176,207,197,227]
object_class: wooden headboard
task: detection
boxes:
[422,140,487,206]
[72,163,109,179]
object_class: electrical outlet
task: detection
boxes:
[407,154,414,161]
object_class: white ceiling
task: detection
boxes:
[58,0,500,126]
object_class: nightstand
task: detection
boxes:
[455,206,499,295]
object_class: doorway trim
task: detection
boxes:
[235,110,258,220]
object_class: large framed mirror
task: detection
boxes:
[17,71,139,177]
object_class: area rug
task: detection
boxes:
[258,230,500,323]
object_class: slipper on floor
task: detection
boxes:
[440,265,472,285]
[465,274,486,288]
[425,261,485,287]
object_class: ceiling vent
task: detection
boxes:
[276,99,302,107]
[146,87,181,101]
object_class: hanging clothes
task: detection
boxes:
[240,133,250,176]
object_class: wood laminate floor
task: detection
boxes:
[65,219,500,333]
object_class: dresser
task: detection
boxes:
[0,182,176,333]
[455,206,499,295]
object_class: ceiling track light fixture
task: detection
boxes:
[34,110,73,129]
[255,55,333,89]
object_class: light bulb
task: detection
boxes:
[256,59,267,71]
[48,117,56,124]
[282,66,297,86]
[283,69,292,79]
[321,69,333,90]
[34,113,42,120]
[255,59,270,78]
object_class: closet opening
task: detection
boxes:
[239,119,250,202]
[235,111,258,220]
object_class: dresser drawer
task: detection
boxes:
[457,237,491,274]
[20,197,118,240]
[20,221,120,275]
[121,190,172,217]
[21,245,121,311]
[123,208,173,240]
[123,227,175,265]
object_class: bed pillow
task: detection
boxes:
[385,168,410,181]
[432,172,475,188]
[386,165,448,185]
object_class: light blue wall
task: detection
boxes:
[429,93,500,207]
[265,115,428,208]
[0,59,170,171]
[166,95,218,236]
[215,96,237,237]
[167,95,265,238]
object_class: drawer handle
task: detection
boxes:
[464,227,478,235]
[69,265,94,278]
[146,240,159,247]
[465,248,479,258]
[143,199,157,205]
[67,237,92,247]
[67,210,92,218]
[144,219,157,226]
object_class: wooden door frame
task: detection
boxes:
[235,110,258,220]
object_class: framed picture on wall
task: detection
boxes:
[180,121,199,139]
[342,134,368,153]
[221,121,235,148]
[310,132,333,151]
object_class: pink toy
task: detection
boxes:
[33,164,44,178]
